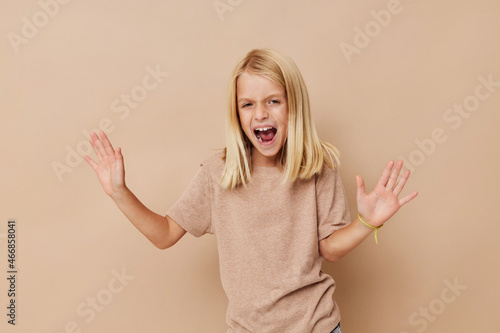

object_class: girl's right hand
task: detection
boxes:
[84,131,127,199]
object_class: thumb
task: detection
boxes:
[356,175,366,201]
[116,147,122,159]
[114,147,125,173]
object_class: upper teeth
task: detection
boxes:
[255,127,273,131]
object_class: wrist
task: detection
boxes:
[358,213,383,244]
[111,185,131,202]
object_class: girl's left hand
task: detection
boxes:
[356,160,418,227]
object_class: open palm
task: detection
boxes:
[356,160,418,227]
[84,131,126,198]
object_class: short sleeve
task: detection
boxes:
[316,167,351,241]
[166,164,213,237]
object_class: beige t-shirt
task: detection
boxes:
[167,152,351,333]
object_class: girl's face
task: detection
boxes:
[236,72,289,167]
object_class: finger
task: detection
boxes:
[92,132,112,160]
[89,131,104,161]
[393,169,411,196]
[376,160,395,187]
[356,175,366,202]
[398,191,418,206]
[99,131,116,156]
[84,155,98,170]
[386,160,403,189]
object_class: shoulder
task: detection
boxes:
[199,150,226,177]
[315,160,338,184]
[314,160,349,196]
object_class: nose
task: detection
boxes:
[254,104,268,120]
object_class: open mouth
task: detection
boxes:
[254,127,277,143]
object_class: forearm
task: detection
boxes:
[111,187,170,249]
[319,216,375,262]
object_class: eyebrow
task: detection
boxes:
[237,93,286,102]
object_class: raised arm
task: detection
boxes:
[319,160,418,262]
[84,131,186,249]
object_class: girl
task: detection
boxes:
[85,49,417,333]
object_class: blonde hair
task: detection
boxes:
[220,48,340,189]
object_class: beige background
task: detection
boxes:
[1,0,499,332]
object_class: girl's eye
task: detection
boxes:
[270,100,280,104]
[241,103,251,108]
